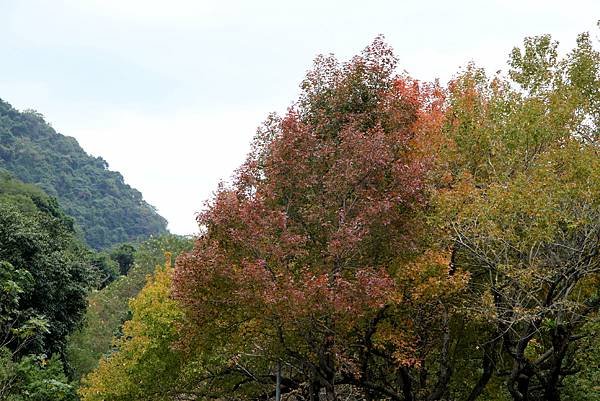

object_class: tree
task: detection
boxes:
[436,30,600,401]
[79,255,188,401]
[0,349,78,401]
[110,243,136,276]
[0,177,93,358]
[67,234,193,380]
[89,252,119,289]
[0,173,90,399]
[172,37,466,401]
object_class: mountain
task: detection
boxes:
[0,99,168,249]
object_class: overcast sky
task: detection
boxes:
[0,0,597,234]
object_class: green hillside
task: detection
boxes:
[0,99,168,249]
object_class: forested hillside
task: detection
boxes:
[0,101,168,249]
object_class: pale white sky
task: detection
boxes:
[0,0,597,234]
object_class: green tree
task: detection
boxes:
[436,29,600,401]
[0,176,93,357]
[89,252,119,289]
[110,243,136,275]
[0,350,78,401]
[0,173,90,400]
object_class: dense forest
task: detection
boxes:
[0,101,168,249]
[1,27,600,401]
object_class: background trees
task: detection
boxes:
[78,257,188,401]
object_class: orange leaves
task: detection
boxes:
[372,320,420,367]
[395,249,470,306]
[224,264,398,324]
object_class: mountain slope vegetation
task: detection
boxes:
[0,100,168,249]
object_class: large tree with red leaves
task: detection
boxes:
[173,38,466,401]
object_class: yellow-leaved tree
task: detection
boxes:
[79,254,189,401]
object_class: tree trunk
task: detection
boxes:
[399,367,414,401]
[508,362,532,401]
[466,347,496,400]
[427,308,452,401]
[275,361,282,401]
[507,323,537,401]
[308,380,321,401]
[543,326,570,401]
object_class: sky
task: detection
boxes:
[0,0,598,235]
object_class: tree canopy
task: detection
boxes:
[0,172,93,357]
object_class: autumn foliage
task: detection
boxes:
[80,31,600,401]
[170,37,469,401]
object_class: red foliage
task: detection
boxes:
[173,38,452,376]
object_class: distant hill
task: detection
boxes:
[0,99,168,249]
